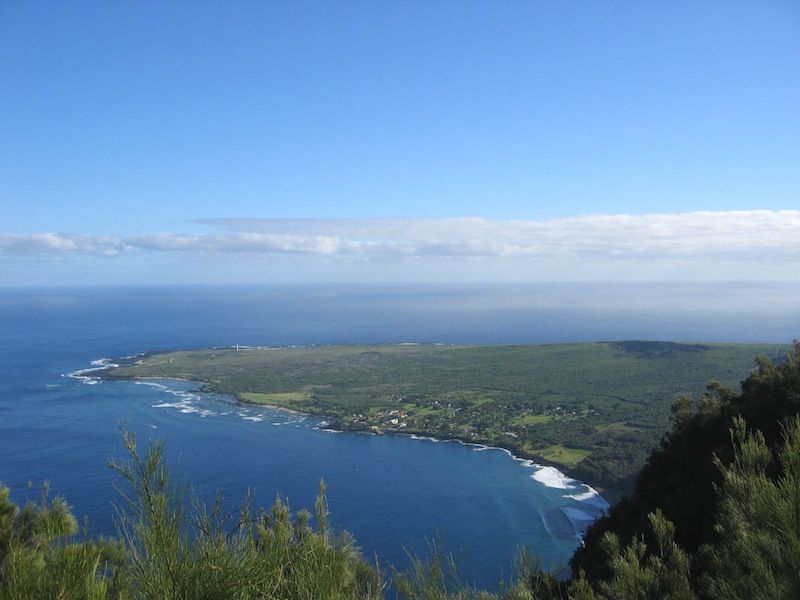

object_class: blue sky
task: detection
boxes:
[1,1,799,283]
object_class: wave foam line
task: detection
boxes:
[401,432,609,511]
[563,489,611,510]
[66,357,119,385]
[531,466,580,490]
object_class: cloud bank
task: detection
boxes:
[2,212,799,267]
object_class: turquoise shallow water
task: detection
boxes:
[1,284,796,589]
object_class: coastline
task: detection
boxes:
[82,339,785,503]
[89,359,618,507]
[237,392,616,506]
[399,433,612,509]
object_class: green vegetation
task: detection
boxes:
[0,431,382,600]
[100,341,785,493]
[593,422,639,434]
[513,415,554,426]
[239,392,312,405]
[3,343,799,598]
[572,341,800,597]
[0,485,125,599]
[536,445,591,469]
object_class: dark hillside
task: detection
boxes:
[572,341,800,585]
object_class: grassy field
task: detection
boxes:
[536,445,592,469]
[101,341,787,493]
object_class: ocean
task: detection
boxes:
[0,283,797,590]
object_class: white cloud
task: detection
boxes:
[0,233,124,255]
[2,211,799,268]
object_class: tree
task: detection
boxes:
[701,417,800,599]
[0,483,124,599]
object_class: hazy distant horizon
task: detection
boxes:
[1,282,796,345]
[3,279,800,292]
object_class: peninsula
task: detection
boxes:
[97,341,786,494]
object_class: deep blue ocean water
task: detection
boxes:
[0,283,797,590]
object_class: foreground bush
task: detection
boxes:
[1,430,382,600]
